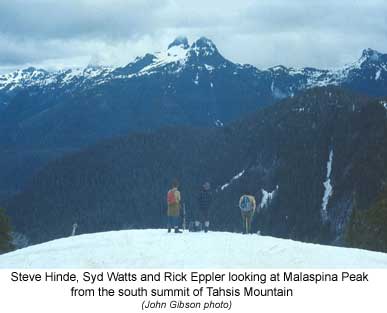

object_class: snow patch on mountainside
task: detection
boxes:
[140,44,189,74]
[215,119,224,127]
[321,149,334,222]
[376,69,381,80]
[260,186,279,209]
[1,229,387,268]
[193,72,199,85]
[220,170,245,191]
[205,64,215,71]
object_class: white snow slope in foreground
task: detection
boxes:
[1,229,387,268]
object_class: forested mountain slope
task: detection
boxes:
[4,87,387,250]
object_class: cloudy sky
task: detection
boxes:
[0,0,386,73]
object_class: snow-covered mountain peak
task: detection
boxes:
[23,66,47,74]
[0,67,51,91]
[361,48,383,63]
[166,40,189,57]
[191,37,218,55]
[348,48,387,73]
[167,36,189,50]
[185,37,227,68]
[194,36,216,47]
[134,37,226,74]
[166,37,190,61]
[270,65,288,72]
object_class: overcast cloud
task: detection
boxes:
[0,0,386,73]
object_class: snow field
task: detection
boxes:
[1,229,387,268]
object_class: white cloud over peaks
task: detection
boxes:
[0,0,386,73]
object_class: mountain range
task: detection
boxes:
[2,38,387,104]
[1,37,387,252]
[1,37,387,199]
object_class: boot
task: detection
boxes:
[174,227,182,233]
[168,228,171,233]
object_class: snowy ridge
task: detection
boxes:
[0,37,228,92]
[0,66,113,92]
[269,47,387,91]
[1,39,386,97]
[1,229,387,268]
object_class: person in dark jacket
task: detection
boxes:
[195,182,212,232]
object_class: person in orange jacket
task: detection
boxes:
[167,180,182,233]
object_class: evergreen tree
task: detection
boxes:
[346,187,387,252]
[0,207,13,253]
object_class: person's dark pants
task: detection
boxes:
[199,208,209,221]
[194,208,210,231]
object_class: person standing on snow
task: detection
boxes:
[239,193,256,234]
[195,182,212,232]
[167,180,182,233]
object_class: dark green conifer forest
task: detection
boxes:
[3,87,387,252]
[0,208,13,253]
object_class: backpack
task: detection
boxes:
[167,189,177,205]
[240,195,253,212]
